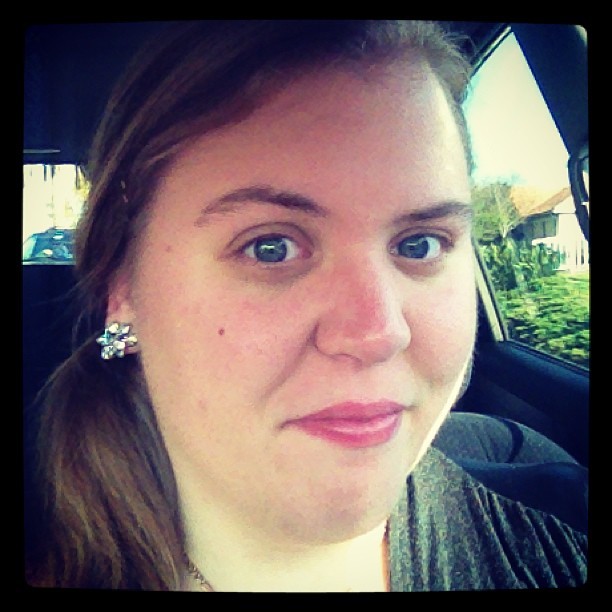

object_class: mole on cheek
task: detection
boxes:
[218,328,225,336]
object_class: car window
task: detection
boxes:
[22,164,88,264]
[463,30,589,369]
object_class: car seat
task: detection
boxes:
[432,412,588,534]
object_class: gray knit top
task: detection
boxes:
[388,447,587,591]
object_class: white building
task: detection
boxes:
[511,185,589,273]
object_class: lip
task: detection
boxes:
[288,401,405,449]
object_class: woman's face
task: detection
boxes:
[113,59,476,545]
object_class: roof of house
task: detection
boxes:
[510,185,572,218]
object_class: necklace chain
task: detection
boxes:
[184,554,215,592]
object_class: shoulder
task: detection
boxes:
[389,447,588,591]
[423,446,588,534]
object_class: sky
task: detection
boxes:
[462,32,569,193]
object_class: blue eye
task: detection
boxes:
[395,235,442,260]
[243,235,299,263]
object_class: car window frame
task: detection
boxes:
[465,23,589,373]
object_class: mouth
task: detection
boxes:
[286,401,405,449]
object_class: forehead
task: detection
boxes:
[178,58,454,146]
[156,59,469,212]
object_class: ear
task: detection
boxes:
[106,270,137,326]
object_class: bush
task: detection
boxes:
[479,238,589,368]
[480,239,561,292]
[495,273,590,368]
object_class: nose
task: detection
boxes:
[314,259,411,366]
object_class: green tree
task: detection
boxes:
[472,181,521,243]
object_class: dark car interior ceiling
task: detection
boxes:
[23,20,505,166]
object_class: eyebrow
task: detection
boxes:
[194,184,472,226]
[195,185,327,226]
[394,201,473,225]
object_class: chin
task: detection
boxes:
[286,457,411,546]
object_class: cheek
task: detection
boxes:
[214,295,294,346]
[181,292,312,391]
[132,242,309,386]
[409,268,477,383]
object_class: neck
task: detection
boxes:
[183,513,390,592]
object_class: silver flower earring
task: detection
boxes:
[96,322,138,360]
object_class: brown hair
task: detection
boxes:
[29,20,473,589]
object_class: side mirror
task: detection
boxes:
[569,143,589,242]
